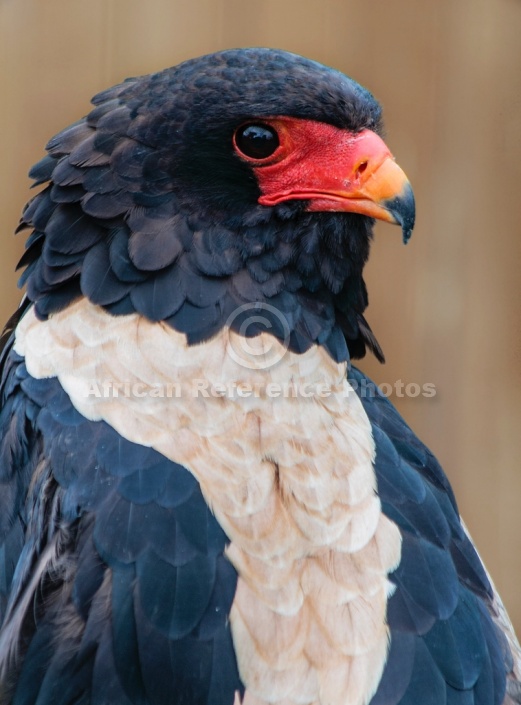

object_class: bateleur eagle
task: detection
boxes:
[0,47,519,705]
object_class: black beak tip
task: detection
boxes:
[384,183,416,244]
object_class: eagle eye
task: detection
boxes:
[234,124,280,160]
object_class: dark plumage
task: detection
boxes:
[17,49,385,361]
[0,48,519,705]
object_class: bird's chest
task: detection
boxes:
[16,298,401,705]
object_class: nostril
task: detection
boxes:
[355,160,368,178]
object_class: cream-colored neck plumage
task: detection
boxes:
[15,298,402,705]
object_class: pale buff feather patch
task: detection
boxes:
[15,298,402,705]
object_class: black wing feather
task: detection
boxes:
[0,347,242,705]
[350,367,515,705]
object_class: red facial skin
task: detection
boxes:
[233,117,413,227]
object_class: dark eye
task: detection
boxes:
[235,124,280,160]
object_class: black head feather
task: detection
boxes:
[16,48,386,363]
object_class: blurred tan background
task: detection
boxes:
[1,0,521,630]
